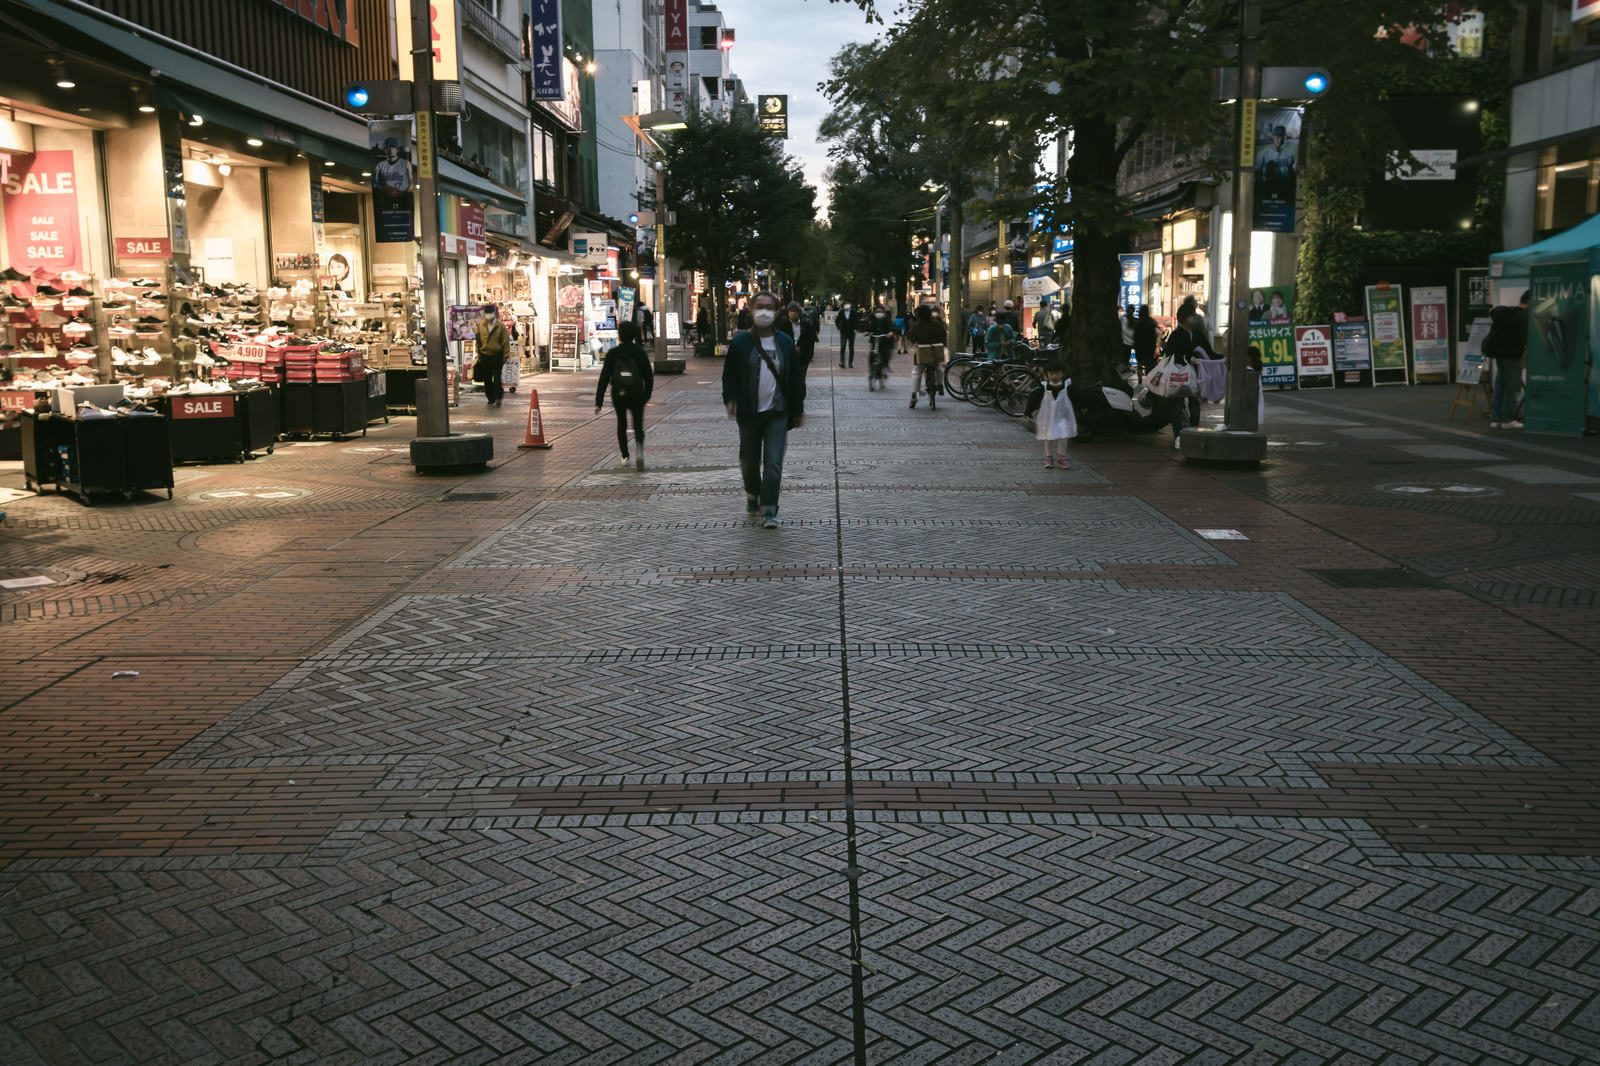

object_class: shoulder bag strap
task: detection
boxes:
[754,339,788,403]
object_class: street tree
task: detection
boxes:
[656,104,816,343]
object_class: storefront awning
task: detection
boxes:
[24,0,371,169]
[439,160,527,215]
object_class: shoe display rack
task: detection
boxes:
[4,269,106,391]
[105,273,171,386]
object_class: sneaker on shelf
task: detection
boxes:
[111,348,136,365]
[60,270,91,284]
[0,267,29,282]
[62,320,96,336]
[142,348,163,364]
[62,296,92,312]
[104,277,134,290]
[66,286,94,298]
[34,283,65,296]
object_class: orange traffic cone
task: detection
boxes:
[518,387,553,449]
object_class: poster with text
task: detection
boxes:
[1007,220,1031,275]
[1459,319,1491,385]
[1332,318,1373,376]
[1248,284,1295,386]
[1252,107,1301,233]
[1524,261,1588,435]
[1364,285,1408,377]
[369,119,414,243]
[1294,325,1334,385]
[2,150,81,274]
[1410,285,1450,378]
[1455,267,1492,378]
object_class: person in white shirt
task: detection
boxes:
[722,291,806,528]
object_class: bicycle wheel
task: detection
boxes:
[944,357,977,400]
[967,364,1001,407]
[996,368,1037,416]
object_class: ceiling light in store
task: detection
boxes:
[247,137,264,147]
[217,164,231,176]
[360,170,372,177]
[48,56,74,88]
[322,160,335,167]
[138,104,155,113]
[188,113,204,126]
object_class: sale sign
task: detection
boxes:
[2,150,80,274]
[116,236,171,260]
[171,394,236,419]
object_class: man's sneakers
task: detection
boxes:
[746,493,760,515]
[761,514,779,529]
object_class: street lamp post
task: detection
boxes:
[654,159,668,367]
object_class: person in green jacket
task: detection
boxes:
[473,304,510,406]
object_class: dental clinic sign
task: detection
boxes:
[2,150,80,274]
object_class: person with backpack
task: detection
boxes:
[595,321,655,470]
[1485,290,1529,430]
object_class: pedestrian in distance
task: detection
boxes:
[906,302,946,409]
[472,303,510,407]
[984,311,1014,362]
[966,306,986,354]
[786,301,818,369]
[723,291,806,528]
[866,302,895,388]
[1029,362,1078,468]
[837,301,858,367]
[596,321,655,470]
[1133,304,1159,373]
[1484,290,1529,429]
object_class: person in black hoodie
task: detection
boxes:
[596,321,655,471]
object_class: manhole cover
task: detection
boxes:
[192,487,313,502]
[0,566,83,591]
[1377,481,1503,498]
[1306,568,1448,589]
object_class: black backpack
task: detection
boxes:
[612,347,647,402]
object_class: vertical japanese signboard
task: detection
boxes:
[1294,325,1335,388]
[1410,285,1450,380]
[1455,266,1492,381]
[1119,254,1143,311]
[758,95,788,138]
[1332,317,1373,384]
[529,0,563,101]
[1364,284,1409,384]
[1524,261,1589,435]
[397,0,459,82]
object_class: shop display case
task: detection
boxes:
[21,410,174,505]
[158,388,277,463]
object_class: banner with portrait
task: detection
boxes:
[1247,284,1296,386]
[368,119,414,244]
[1252,107,1301,234]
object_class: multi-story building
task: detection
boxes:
[684,1,748,119]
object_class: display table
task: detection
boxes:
[280,381,368,439]
[20,411,174,505]
[157,389,277,463]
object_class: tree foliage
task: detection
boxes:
[657,104,816,341]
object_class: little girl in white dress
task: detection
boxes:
[1034,366,1079,469]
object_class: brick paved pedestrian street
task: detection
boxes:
[3,349,1599,1065]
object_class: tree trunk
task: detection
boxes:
[1064,114,1127,385]
[947,189,964,355]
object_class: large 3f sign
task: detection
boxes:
[262,0,359,45]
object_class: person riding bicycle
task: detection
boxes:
[866,302,895,388]
[906,303,946,409]
[984,313,1015,362]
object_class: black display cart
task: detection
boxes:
[159,389,278,463]
[279,381,368,439]
[20,411,174,505]
[365,370,390,425]
[383,368,427,411]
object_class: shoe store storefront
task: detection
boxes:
[2,0,424,496]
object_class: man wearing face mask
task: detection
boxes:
[723,291,806,528]
[472,303,509,407]
[836,301,857,368]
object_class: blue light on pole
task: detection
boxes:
[1304,72,1328,95]
[346,85,370,108]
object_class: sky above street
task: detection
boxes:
[707,0,888,216]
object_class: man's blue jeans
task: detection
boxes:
[739,411,789,515]
[1492,357,1522,423]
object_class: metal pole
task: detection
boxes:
[655,161,668,365]
[1224,0,1262,432]
[411,0,449,439]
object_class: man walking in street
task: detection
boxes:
[724,291,806,528]
[472,303,509,407]
[837,301,857,367]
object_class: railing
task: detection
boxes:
[462,0,523,63]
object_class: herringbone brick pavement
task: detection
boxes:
[3,353,1598,1064]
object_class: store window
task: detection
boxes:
[1534,136,1600,238]
[460,112,527,197]
[698,26,719,49]
[533,128,556,188]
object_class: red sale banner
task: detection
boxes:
[2,150,81,274]
[171,394,236,419]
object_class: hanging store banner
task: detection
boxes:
[758,95,789,138]
[1007,219,1031,275]
[1252,106,1301,233]
[1410,285,1450,379]
[439,196,486,258]
[1118,254,1143,311]
[1248,284,1295,386]
[369,119,415,244]
[529,0,564,101]
[665,0,688,50]
[1524,261,1589,435]
[397,0,459,83]
[2,150,81,274]
[1364,284,1409,381]
[570,230,608,267]
[1332,317,1372,377]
